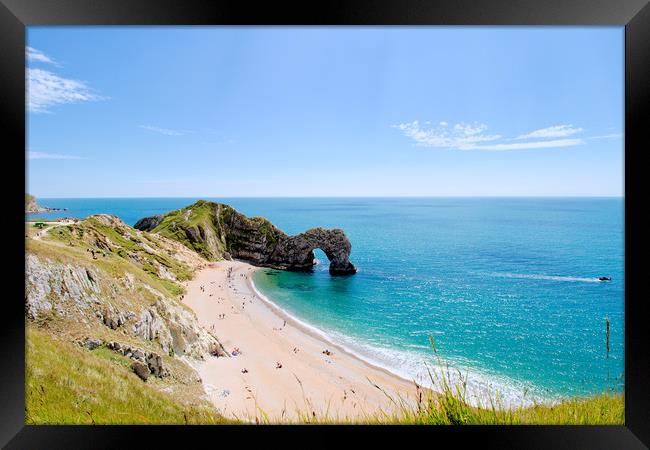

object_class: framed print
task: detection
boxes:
[2,0,649,448]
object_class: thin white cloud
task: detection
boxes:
[392,120,501,149]
[461,138,585,151]
[139,125,191,136]
[588,133,623,140]
[516,124,583,140]
[27,151,84,160]
[394,120,593,151]
[27,68,103,113]
[26,46,57,65]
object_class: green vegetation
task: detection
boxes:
[33,222,48,229]
[25,193,35,205]
[26,327,231,425]
[369,377,623,425]
[39,215,196,299]
[150,201,224,260]
[148,200,282,261]
[88,216,192,280]
[257,391,623,425]
[253,216,279,246]
[376,337,624,425]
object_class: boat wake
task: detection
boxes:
[489,272,603,283]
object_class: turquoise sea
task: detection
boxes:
[31,197,624,404]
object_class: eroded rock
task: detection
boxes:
[82,338,103,350]
[26,253,225,361]
[133,214,164,232]
[135,201,357,275]
[132,360,150,381]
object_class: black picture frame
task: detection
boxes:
[3,0,648,448]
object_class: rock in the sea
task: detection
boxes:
[132,360,151,381]
[135,201,357,276]
[273,227,357,275]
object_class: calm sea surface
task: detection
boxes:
[31,197,624,403]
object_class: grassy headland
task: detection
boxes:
[25,214,230,424]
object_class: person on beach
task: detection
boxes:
[276,362,283,369]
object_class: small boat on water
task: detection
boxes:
[598,277,612,282]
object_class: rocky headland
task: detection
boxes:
[25,193,67,213]
[134,200,357,275]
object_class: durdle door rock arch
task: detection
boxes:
[134,201,357,276]
[265,228,357,275]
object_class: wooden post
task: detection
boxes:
[606,316,610,358]
[605,316,611,385]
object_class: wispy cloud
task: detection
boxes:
[392,121,501,149]
[139,125,191,136]
[26,46,57,65]
[27,151,84,160]
[588,133,623,140]
[516,124,583,140]
[27,68,103,113]
[393,120,591,151]
[461,139,584,151]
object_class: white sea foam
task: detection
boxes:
[489,272,604,283]
[250,276,553,409]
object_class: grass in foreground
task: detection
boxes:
[26,322,623,425]
[375,382,624,425]
[254,380,623,425]
[247,381,623,425]
[26,327,231,425]
[384,338,624,425]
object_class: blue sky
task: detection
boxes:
[27,27,623,197]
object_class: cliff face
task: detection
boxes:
[25,194,41,213]
[134,200,357,275]
[26,253,223,359]
[26,214,228,371]
[25,193,65,213]
[25,214,229,422]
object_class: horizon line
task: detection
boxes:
[34,194,625,199]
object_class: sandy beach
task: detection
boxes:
[182,260,418,422]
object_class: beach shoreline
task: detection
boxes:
[181,260,418,422]
[246,273,424,387]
